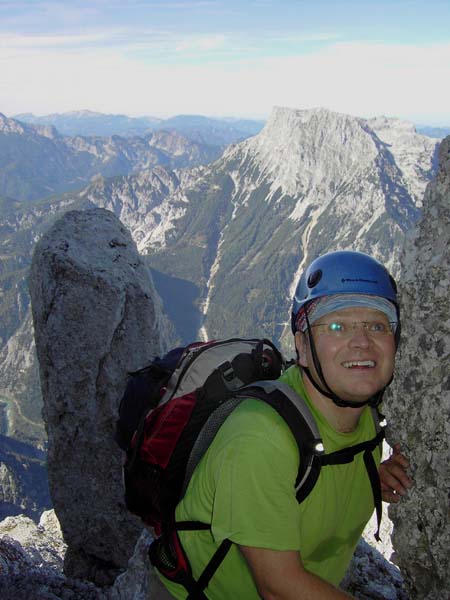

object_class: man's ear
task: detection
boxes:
[295,331,308,367]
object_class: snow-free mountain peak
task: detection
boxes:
[368,115,439,207]
[0,112,27,135]
[0,112,59,140]
[228,106,380,200]
[222,106,437,213]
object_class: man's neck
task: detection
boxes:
[301,372,366,433]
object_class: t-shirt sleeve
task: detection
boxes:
[208,402,302,551]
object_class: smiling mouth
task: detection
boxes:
[342,360,376,368]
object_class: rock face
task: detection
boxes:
[0,510,106,600]
[28,208,168,584]
[0,510,66,570]
[386,137,450,598]
[367,116,439,208]
[108,529,154,600]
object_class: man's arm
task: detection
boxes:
[240,545,353,600]
[379,443,412,503]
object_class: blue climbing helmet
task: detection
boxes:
[291,250,399,335]
[291,251,400,408]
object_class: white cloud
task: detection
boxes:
[272,32,342,43]
[174,33,227,53]
[1,38,449,124]
[146,1,221,7]
[0,32,117,48]
[0,28,231,58]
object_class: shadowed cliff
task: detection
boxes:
[385,136,450,599]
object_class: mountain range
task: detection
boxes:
[0,105,442,519]
[13,108,450,140]
[13,110,265,144]
[14,109,162,137]
[0,112,238,202]
[415,125,450,138]
[72,108,437,347]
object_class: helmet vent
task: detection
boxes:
[307,269,322,288]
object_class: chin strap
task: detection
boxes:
[302,366,385,408]
[303,308,386,409]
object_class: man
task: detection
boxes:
[156,250,412,599]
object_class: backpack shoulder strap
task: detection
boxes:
[319,408,386,542]
[235,380,325,503]
[370,405,387,436]
[180,379,324,503]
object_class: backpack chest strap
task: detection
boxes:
[319,429,385,541]
[319,429,385,465]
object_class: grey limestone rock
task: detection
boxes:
[341,539,408,600]
[385,137,450,599]
[108,529,154,600]
[0,509,106,600]
[28,208,168,585]
[0,510,66,570]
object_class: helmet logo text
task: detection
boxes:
[341,278,378,284]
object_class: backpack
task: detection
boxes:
[115,337,385,599]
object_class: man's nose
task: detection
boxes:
[348,323,372,346]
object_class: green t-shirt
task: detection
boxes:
[159,365,381,598]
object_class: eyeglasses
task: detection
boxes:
[310,320,396,338]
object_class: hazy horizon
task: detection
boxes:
[2,1,450,125]
[4,107,450,130]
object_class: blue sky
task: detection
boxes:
[1,0,450,123]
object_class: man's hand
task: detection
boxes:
[379,443,412,503]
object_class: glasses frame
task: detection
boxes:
[309,320,397,338]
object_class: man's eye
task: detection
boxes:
[328,322,345,333]
[369,321,387,333]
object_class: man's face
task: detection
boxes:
[296,306,396,404]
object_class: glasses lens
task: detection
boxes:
[312,321,395,337]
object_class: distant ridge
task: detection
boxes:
[13,110,161,137]
[416,125,450,138]
[0,113,226,201]
[13,110,265,141]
